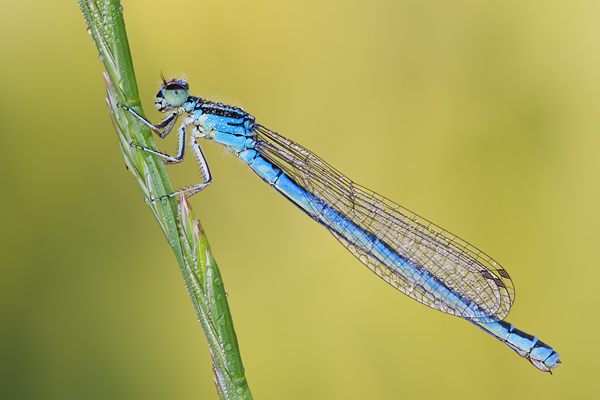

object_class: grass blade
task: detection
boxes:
[79,1,253,398]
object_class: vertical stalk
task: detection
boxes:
[79,1,253,398]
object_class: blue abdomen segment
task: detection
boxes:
[471,320,560,372]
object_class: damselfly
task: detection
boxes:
[118,77,560,373]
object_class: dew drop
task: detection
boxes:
[86,26,92,34]
[98,53,105,62]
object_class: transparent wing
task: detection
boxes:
[256,126,515,322]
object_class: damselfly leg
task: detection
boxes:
[117,103,212,200]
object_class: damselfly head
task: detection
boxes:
[154,78,190,112]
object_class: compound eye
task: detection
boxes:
[163,83,188,106]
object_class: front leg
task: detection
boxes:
[118,103,188,164]
[117,104,180,138]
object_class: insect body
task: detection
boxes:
[118,78,560,372]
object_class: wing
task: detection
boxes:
[255,126,515,322]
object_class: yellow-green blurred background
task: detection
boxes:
[1,0,598,398]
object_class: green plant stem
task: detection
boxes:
[79,1,252,398]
